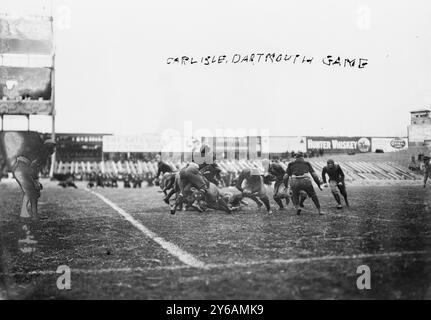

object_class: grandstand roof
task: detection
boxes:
[410,109,431,114]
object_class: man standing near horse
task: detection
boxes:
[12,138,56,219]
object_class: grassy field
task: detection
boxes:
[1,179,431,299]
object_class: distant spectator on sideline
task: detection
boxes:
[124,174,131,188]
[408,156,420,172]
[423,156,431,188]
[319,149,324,157]
[418,153,424,162]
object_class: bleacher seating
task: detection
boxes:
[54,159,422,181]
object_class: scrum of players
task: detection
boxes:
[155,147,350,216]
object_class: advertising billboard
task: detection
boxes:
[371,137,408,152]
[306,136,372,153]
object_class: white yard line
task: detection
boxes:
[295,207,394,222]
[0,264,189,276]
[330,213,393,223]
[0,250,428,277]
[87,189,207,269]
[206,250,429,269]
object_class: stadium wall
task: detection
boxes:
[40,133,411,165]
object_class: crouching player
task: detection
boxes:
[236,167,272,214]
[193,182,232,214]
[321,159,349,209]
[160,171,179,204]
[285,153,322,215]
[170,162,208,214]
[178,162,208,196]
[220,186,246,209]
[154,154,173,190]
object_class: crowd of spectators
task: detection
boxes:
[55,171,157,189]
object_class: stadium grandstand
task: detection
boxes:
[40,133,108,162]
[42,123,430,185]
[9,110,422,185]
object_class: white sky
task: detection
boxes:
[2,0,431,137]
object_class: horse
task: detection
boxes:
[0,131,53,218]
[0,131,47,179]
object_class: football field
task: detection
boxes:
[1,180,431,299]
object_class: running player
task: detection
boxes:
[321,159,349,208]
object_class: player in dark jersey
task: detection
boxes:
[262,159,290,210]
[285,153,322,215]
[154,154,173,199]
[155,154,173,185]
[194,144,222,185]
[322,159,349,208]
[199,160,222,186]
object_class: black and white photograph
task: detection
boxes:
[1,0,431,304]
